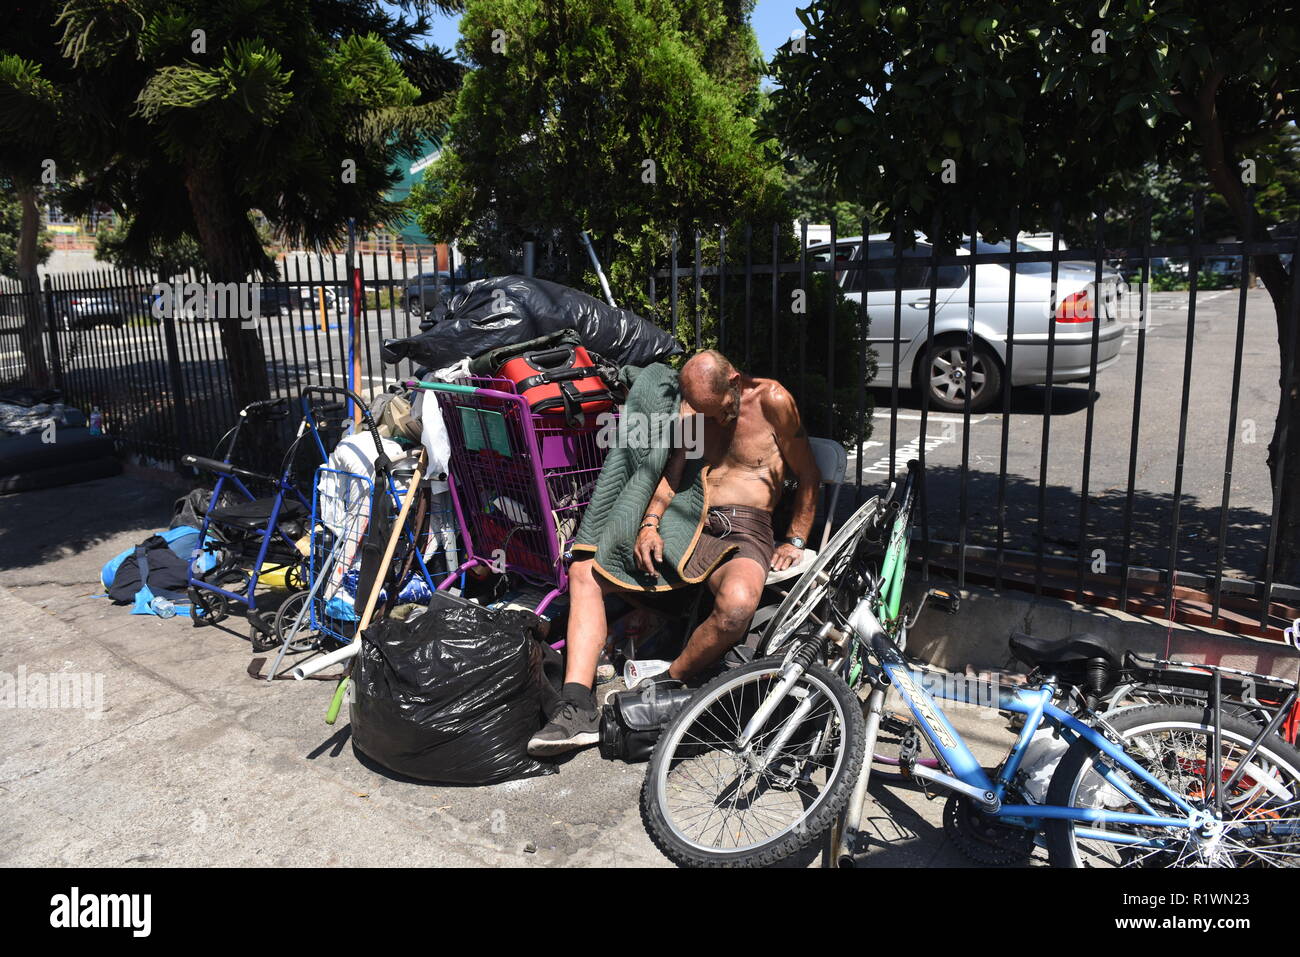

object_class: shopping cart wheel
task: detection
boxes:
[273,589,319,653]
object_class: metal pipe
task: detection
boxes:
[579,230,615,306]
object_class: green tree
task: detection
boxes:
[781,154,871,236]
[1,0,463,406]
[766,0,1300,584]
[0,185,52,279]
[412,0,873,444]
[0,3,77,385]
[412,0,785,300]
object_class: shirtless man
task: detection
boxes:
[528,350,821,756]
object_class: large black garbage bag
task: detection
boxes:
[381,275,682,370]
[350,591,557,785]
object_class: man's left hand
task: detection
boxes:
[770,542,805,572]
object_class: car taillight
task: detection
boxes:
[1056,291,1091,322]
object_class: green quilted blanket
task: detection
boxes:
[570,363,728,590]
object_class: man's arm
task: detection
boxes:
[766,385,821,567]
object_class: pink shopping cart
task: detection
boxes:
[404,376,613,617]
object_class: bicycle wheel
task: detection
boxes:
[758,495,880,657]
[640,657,866,867]
[1046,704,1300,867]
[273,589,318,652]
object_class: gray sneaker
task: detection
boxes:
[527,699,600,757]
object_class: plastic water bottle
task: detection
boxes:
[88,406,103,435]
[150,596,177,618]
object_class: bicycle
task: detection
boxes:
[640,460,1300,868]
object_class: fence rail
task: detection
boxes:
[2,213,1297,640]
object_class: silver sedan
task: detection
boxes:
[810,235,1128,412]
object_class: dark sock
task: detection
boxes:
[561,681,595,711]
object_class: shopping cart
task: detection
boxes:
[263,386,450,679]
[404,377,613,617]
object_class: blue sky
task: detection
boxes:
[416,1,804,62]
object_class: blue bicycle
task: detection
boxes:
[642,461,1300,868]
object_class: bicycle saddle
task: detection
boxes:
[1008,631,1121,670]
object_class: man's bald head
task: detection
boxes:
[680,350,743,423]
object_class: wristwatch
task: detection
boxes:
[785,536,806,549]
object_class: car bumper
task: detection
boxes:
[1004,322,1125,386]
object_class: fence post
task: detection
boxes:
[522,240,536,277]
[348,219,362,424]
[159,274,190,466]
[41,275,63,390]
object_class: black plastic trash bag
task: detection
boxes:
[350,591,557,785]
[381,275,682,371]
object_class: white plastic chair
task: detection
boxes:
[764,437,848,586]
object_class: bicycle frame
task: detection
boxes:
[833,459,1214,864]
[867,630,1201,838]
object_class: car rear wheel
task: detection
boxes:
[920,337,1002,413]
[407,296,424,318]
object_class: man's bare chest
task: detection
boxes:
[701,415,780,471]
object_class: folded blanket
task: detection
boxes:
[571,363,734,591]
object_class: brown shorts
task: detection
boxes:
[681,504,775,580]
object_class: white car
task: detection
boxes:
[809,235,1128,411]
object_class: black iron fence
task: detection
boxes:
[2,210,1297,640]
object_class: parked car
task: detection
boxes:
[51,292,126,330]
[402,271,448,319]
[402,261,491,320]
[256,284,339,319]
[809,234,1127,412]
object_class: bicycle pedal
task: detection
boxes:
[899,727,922,778]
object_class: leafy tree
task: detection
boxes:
[1086,127,1300,250]
[0,3,79,385]
[1,0,463,407]
[412,0,785,298]
[0,185,52,279]
[765,0,1300,584]
[782,153,871,236]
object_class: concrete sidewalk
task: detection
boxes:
[0,469,1034,868]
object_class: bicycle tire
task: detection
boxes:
[640,657,866,868]
[758,495,880,658]
[1045,704,1300,868]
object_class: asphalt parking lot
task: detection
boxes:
[855,288,1282,582]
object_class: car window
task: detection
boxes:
[863,242,931,291]
[808,244,859,289]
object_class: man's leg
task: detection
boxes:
[528,558,620,757]
[562,557,620,690]
[666,557,766,681]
